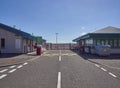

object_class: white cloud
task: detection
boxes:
[81,27,85,30]
[81,32,87,36]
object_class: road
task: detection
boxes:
[0,50,120,88]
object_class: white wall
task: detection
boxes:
[111,49,120,54]
[0,28,23,53]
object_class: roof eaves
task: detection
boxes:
[0,23,35,40]
[73,33,90,42]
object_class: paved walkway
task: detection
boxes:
[80,54,120,69]
[0,52,39,67]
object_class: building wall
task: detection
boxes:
[80,38,120,54]
[93,39,120,47]
[21,39,36,53]
[22,39,27,53]
[110,49,120,54]
[0,28,23,53]
[92,39,120,54]
[77,40,85,47]
[28,40,35,52]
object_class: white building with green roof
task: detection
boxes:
[73,26,120,54]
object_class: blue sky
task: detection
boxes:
[0,0,120,43]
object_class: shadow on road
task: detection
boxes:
[71,49,120,60]
[80,54,120,60]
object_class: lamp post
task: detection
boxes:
[56,33,58,50]
[56,33,58,43]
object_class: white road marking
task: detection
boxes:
[17,65,23,68]
[104,64,120,70]
[0,69,8,73]
[57,72,61,88]
[108,72,117,78]
[94,64,117,78]
[100,68,107,71]
[8,69,16,73]
[23,62,28,65]
[95,64,100,67]
[0,74,7,79]
[9,65,16,68]
[59,56,61,61]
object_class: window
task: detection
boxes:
[110,40,113,47]
[114,40,117,47]
[15,39,21,49]
[82,40,84,46]
[119,40,120,47]
[96,40,100,45]
[93,40,97,45]
[1,38,5,48]
[101,40,105,45]
[105,40,109,45]
[85,39,93,46]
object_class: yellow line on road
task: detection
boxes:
[42,53,77,56]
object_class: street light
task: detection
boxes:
[56,33,58,44]
[56,33,58,50]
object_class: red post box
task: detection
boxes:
[34,44,42,55]
[36,47,41,55]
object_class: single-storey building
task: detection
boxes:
[35,36,46,45]
[0,23,36,54]
[73,26,120,55]
[34,36,47,50]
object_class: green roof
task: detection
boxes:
[34,36,46,43]
[73,33,120,41]
[35,36,42,43]
[0,23,35,40]
[73,26,120,42]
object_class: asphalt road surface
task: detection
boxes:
[0,50,120,88]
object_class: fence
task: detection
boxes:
[46,43,77,50]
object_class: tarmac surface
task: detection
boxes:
[0,50,120,88]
